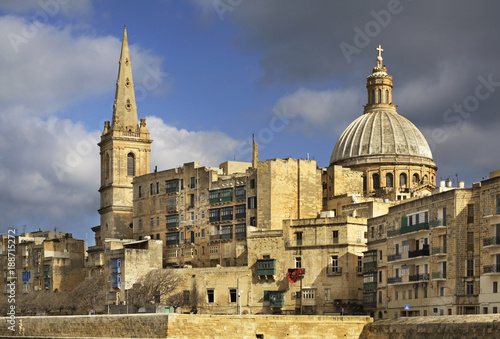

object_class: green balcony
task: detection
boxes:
[268,291,285,307]
[432,271,446,279]
[257,259,276,276]
[432,246,447,255]
[401,222,429,234]
[364,282,377,290]
[363,261,377,270]
[430,219,444,228]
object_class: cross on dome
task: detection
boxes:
[376,45,384,68]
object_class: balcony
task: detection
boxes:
[409,273,429,282]
[221,231,233,240]
[408,246,430,258]
[235,212,246,220]
[388,254,402,262]
[483,237,500,247]
[166,221,179,229]
[432,246,447,255]
[165,239,179,246]
[326,267,343,275]
[401,222,429,234]
[432,271,446,280]
[364,282,377,290]
[430,219,445,228]
[268,291,285,307]
[210,234,221,241]
[235,230,246,239]
[387,277,402,284]
[483,206,500,217]
[364,301,377,310]
[484,264,500,274]
[257,259,276,276]
[363,261,377,270]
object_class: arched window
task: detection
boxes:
[127,153,135,176]
[400,173,407,187]
[378,89,382,103]
[363,175,367,192]
[104,153,109,179]
[413,173,420,184]
[373,173,380,190]
[386,90,389,103]
[386,173,393,187]
[372,90,375,104]
[423,175,428,183]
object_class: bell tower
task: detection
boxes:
[98,26,152,240]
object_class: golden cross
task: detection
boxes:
[376,45,383,58]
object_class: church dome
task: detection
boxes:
[330,45,435,169]
[330,108,433,166]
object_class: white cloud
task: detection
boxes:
[148,116,240,170]
[273,87,363,137]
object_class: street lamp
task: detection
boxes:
[237,274,249,315]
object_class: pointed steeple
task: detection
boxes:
[364,44,395,113]
[111,25,139,131]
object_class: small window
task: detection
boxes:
[493,281,498,293]
[467,259,474,277]
[467,204,474,223]
[386,173,393,187]
[296,232,303,246]
[229,289,237,303]
[331,255,339,273]
[150,218,153,227]
[138,219,142,230]
[207,289,214,303]
[250,179,255,189]
[400,173,407,187]
[386,90,389,103]
[412,173,419,184]
[127,153,135,176]
[295,257,302,269]
[333,230,339,243]
[138,186,142,198]
[191,176,196,188]
[373,173,380,190]
[466,281,474,295]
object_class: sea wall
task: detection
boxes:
[0,313,372,338]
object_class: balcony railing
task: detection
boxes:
[257,259,276,276]
[401,222,429,234]
[166,221,179,229]
[269,291,285,307]
[388,254,402,262]
[235,212,246,219]
[387,229,400,237]
[409,246,430,258]
[221,232,233,240]
[235,231,246,239]
[364,301,377,309]
[363,261,377,270]
[484,264,500,274]
[430,219,444,228]
[483,237,500,247]
[165,239,179,246]
[483,206,500,217]
[432,246,447,255]
[432,271,446,279]
[387,277,402,284]
[409,273,429,282]
[326,267,343,275]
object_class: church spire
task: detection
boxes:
[364,44,395,113]
[111,25,139,131]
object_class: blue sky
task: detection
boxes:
[1,0,500,243]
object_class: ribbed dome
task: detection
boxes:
[330,108,433,166]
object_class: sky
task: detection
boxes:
[1,0,500,244]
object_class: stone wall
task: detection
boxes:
[359,314,500,339]
[0,314,371,338]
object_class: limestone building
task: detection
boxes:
[0,231,85,295]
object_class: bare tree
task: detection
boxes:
[72,271,108,314]
[127,269,180,309]
[165,285,202,314]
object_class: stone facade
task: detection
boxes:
[0,231,85,295]
[1,314,372,339]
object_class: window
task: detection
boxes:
[466,281,474,295]
[402,290,406,300]
[303,289,315,299]
[190,212,194,221]
[379,250,383,261]
[138,186,142,198]
[373,173,380,190]
[207,289,214,303]
[156,182,159,194]
[150,183,153,195]
[494,281,498,293]
[138,219,142,230]
[295,257,302,269]
[156,217,160,227]
[386,173,393,187]
[371,89,375,103]
[467,232,474,251]
[414,287,418,299]
[378,291,382,303]
[150,218,153,227]
[440,286,445,296]
[378,89,381,103]
[201,211,205,219]
[333,230,339,243]
[156,234,160,240]
[325,288,331,301]
[202,229,205,237]
[331,255,339,273]
[494,307,498,314]
[467,259,474,277]
[248,197,257,209]
[250,179,255,189]
[296,232,303,246]
[379,271,383,283]
[357,256,363,273]
[127,153,135,176]
[190,176,196,188]
[250,217,256,226]
[467,204,474,223]
[412,173,419,184]
[400,173,407,187]
[229,289,237,303]
[386,90,389,103]
[235,186,246,200]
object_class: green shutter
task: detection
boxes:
[401,217,408,227]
